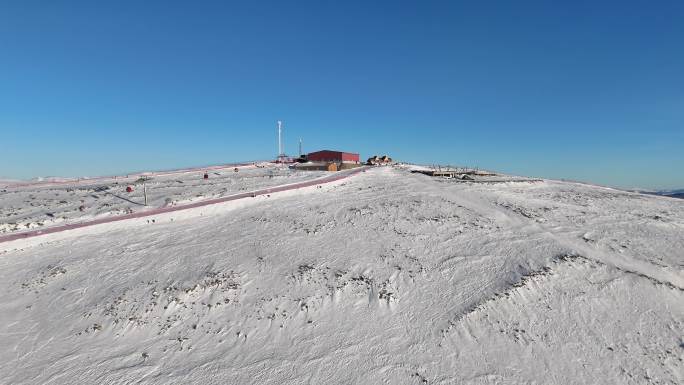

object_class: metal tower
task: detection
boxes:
[276,121,288,162]
[277,121,284,156]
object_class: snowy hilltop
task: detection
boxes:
[0,164,682,384]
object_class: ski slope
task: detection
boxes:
[0,166,682,384]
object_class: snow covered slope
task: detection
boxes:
[0,166,682,384]
[0,164,326,234]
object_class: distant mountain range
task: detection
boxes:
[642,189,684,199]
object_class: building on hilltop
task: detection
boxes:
[290,149,361,172]
[307,150,360,164]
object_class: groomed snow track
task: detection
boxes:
[0,166,367,244]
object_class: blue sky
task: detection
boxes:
[1,1,682,190]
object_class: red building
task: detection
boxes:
[307,150,360,164]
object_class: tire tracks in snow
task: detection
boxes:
[404,170,684,345]
[477,191,684,291]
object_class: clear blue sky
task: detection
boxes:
[1,1,682,190]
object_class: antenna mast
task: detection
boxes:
[299,138,302,157]
[276,120,289,163]
[277,120,283,157]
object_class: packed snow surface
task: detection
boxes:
[0,166,682,384]
[0,164,326,234]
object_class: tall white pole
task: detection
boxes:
[277,120,283,156]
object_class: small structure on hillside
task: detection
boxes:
[411,167,497,179]
[367,155,393,166]
[412,169,458,178]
